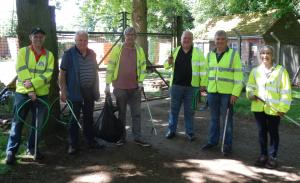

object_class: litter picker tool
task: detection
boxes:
[66,100,82,129]
[255,96,300,127]
[142,88,157,135]
[221,105,231,154]
[34,104,38,160]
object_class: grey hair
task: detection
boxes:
[124,27,136,35]
[214,30,228,39]
[181,31,193,39]
[259,45,275,61]
[75,30,88,40]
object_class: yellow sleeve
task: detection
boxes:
[105,46,119,84]
[278,69,292,113]
[199,50,208,87]
[16,47,34,92]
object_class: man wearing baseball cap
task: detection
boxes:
[5,27,54,164]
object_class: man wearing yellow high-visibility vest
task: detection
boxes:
[164,31,207,141]
[5,28,54,164]
[246,45,291,169]
[105,27,150,147]
[202,30,243,155]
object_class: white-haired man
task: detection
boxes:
[59,31,100,155]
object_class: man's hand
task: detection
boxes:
[105,84,110,94]
[230,95,238,105]
[23,80,32,89]
[277,112,285,117]
[28,92,37,101]
[200,86,206,92]
[249,95,258,101]
[168,56,173,65]
[60,91,67,103]
[138,83,144,91]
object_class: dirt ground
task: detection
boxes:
[0,99,299,183]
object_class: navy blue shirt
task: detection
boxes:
[213,46,229,62]
[60,46,99,102]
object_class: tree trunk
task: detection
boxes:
[16,0,61,138]
[176,16,183,47]
[132,0,148,58]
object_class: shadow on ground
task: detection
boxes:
[0,99,299,183]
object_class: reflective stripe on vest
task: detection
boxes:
[253,65,285,95]
[208,49,236,71]
[17,47,50,83]
[25,46,50,72]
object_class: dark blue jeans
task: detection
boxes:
[6,93,48,155]
[69,98,95,148]
[254,112,280,158]
[207,93,233,150]
[168,85,197,135]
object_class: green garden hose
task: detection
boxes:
[16,97,50,131]
[17,97,82,131]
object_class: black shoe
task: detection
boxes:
[222,150,232,156]
[68,146,78,155]
[222,145,232,156]
[5,151,15,165]
[186,134,196,142]
[254,155,268,167]
[26,149,44,160]
[201,143,216,150]
[134,139,151,147]
[115,139,126,146]
[88,142,105,150]
[265,157,278,169]
[165,131,176,139]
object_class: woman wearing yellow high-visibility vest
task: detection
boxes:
[246,45,292,169]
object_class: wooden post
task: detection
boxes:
[176,16,183,47]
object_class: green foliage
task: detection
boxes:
[78,0,193,32]
[192,0,300,23]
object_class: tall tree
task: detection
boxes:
[132,0,148,57]
[16,0,60,136]
[78,0,193,33]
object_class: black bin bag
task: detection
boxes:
[94,94,122,142]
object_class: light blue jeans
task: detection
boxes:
[207,93,233,150]
[168,85,197,135]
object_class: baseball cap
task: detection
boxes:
[30,27,46,35]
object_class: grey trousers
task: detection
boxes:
[113,88,142,140]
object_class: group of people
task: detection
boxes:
[5,27,292,170]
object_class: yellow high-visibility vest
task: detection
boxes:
[207,48,243,96]
[106,44,146,84]
[246,64,292,115]
[16,46,54,96]
[164,46,207,87]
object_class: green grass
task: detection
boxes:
[0,129,30,175]
[234,93,252,117]
[234,88,300,124]
[0,129,12,174]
